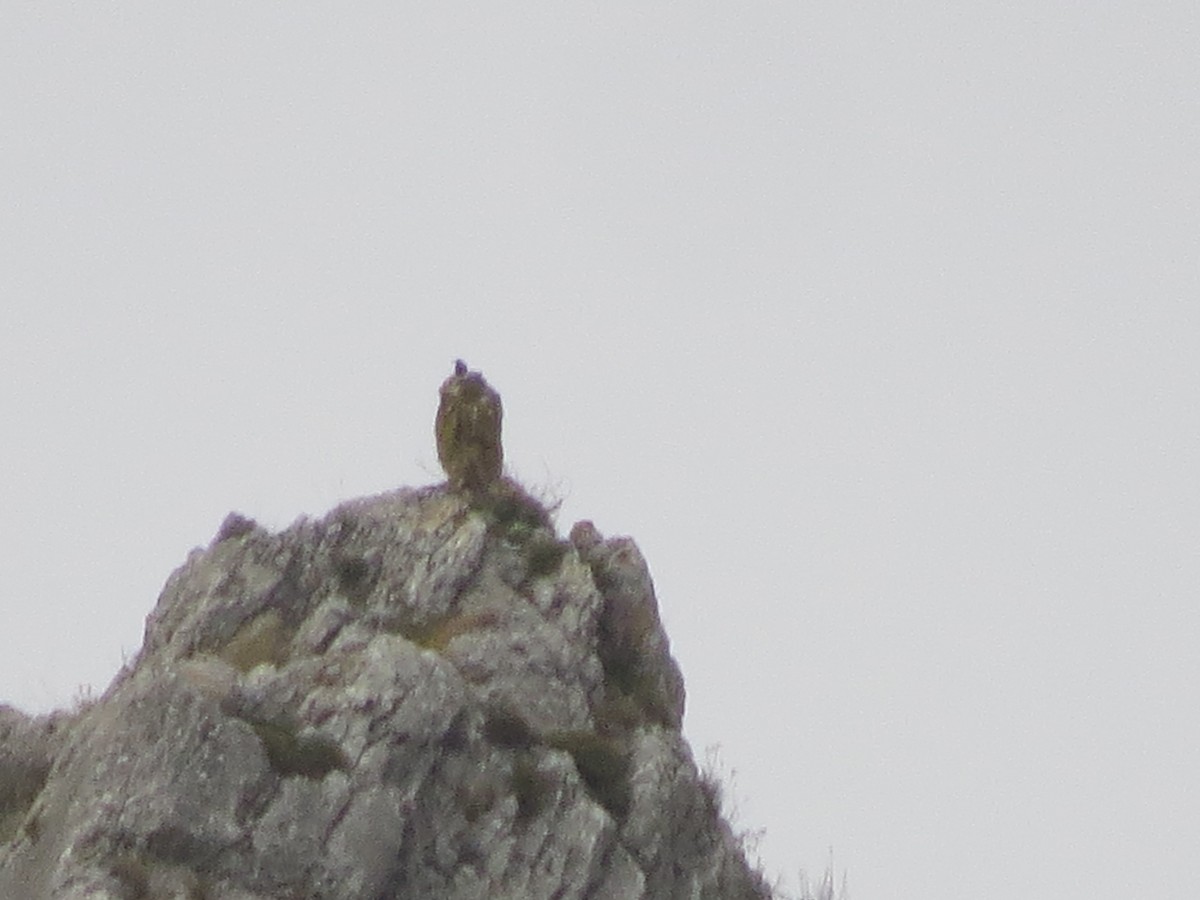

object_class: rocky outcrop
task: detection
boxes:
[0,484,771,899]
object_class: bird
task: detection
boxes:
[435,359,504,493]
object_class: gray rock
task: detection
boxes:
[0,484,771,899]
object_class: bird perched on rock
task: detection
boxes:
[436,360,504,493]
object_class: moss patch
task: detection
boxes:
[473,479,554,536]
[0,757,50,844]
[511,752,554,822]
[249,719,349,780]
[333,553,378,606]
[482,704,537,750]
[524,534,569,579]
[405,609,501,653]
[218,610,290,673]
[544,730,631,820]
[591,689,646,735]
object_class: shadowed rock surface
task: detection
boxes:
[0,484,771,899]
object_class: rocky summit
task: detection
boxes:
[0,483,771,899]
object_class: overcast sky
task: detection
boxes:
[3,4,1198,899]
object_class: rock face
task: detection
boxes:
[0,484,771,899]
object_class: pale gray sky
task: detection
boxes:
[3,4,1198,899]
